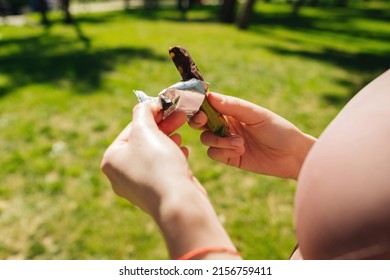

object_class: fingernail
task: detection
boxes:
[230,136,244,147]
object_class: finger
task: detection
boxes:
[158,111,187,135]
[188,111,208,130]
[201,130,244,149]
[132,102,160,129]
[181,146,189,158]
[115,101,162,144]
[207,147,244,165]
[170,133,182,147]
[207,92,272,125]
[114,102,160,143]
[113,122,133,143]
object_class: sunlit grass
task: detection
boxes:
[0,1,389,259]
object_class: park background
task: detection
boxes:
[0,0,389,259]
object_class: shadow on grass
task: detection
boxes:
[0,21,166,97]
[72,21,92,49]
[251,12,390,42]
[121,4,220,23]
[266,46,390,105]
[0,5,221,98]
[248,4,390,105]
[267,46,390,75]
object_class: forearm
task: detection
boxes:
[154,178,240,260]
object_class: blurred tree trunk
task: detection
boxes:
[334,0,348,7]
[237,0,256,29]
[292,0,305,16]
[220,0,237,23]
[144,0,159,9]
[178,0,193,11]
[124,0,130,10]
[38,0,49,25]
[62,0,73,23]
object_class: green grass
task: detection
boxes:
[0,1,389,259]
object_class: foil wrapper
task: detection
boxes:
[133,78,208,119]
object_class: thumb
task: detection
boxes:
[132,102,161,129]
[207,92,272,125]
[112,102,161,144]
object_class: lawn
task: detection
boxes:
[0,1,389,259]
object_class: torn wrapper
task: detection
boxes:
[133,78,207,119]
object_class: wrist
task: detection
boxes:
[153,179,237,259]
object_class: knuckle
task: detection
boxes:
[100,151,112,175]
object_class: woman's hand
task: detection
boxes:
[190,92,316,179]
[101,102,198,216]
[101,102,239,259]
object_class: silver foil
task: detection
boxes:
[133,78,207,119]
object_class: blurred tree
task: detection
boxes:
[178,0,193,11]
[178,0,196,19]
[8,0,29,14]
[62,0,72,23]
[237,0,256,29]
[37,0,73,25]
[291,0,305,16]
[220,0,237,23]
[0,0,9,22]
[123,0,130,10]
[333,0,348,7]
[37,0,49,25]
[144,0,158,9]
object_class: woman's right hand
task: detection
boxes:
[189,92,316,180]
